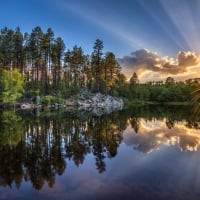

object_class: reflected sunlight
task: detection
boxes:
[123,119,200,153]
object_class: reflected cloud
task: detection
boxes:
[0,107,200,191]
[123,119,200,153]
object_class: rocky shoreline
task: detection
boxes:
[19,93,124,115]
[77,93,124,116]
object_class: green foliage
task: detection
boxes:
[0,26,198,104]
[41,95,53,105]
[0,110,24,146]
[0,69,24,104]
[41,95,63,105]
[120,79,195,104]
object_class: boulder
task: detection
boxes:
[77,93,123,116]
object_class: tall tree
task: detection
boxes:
[165,76,175,85]
[64,45,86,88]
[0,27,15,68]
[42,28,54,92]
[104,52,121,93]
[28,26,44,83]
[91,39,104,92]
[13,27,24,73]
[52,37,65,91]
[130,72,139,86]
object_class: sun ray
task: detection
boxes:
[160,0,200,53]
[135,0,188,52]
[60,2,144,50]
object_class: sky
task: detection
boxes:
[1,0,200,82]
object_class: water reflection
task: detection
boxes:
[0,105,199,191]
[0,109,124,190]
[124,119,200,153]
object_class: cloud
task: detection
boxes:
[118,49,200,82]
[123,119,200,153]
[177,51,199,67]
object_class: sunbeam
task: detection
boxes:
[160,0,200,53]
[135,0,189,52]
[61,2,145,50]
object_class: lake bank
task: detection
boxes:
[16,93,124,116]
[125,100,191,106]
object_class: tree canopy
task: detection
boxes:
[0,69,24,105]
[0,26,199,105]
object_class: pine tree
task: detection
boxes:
[130,72,139,86]
[91,39,104,92]
[0,27,15,68]
[64,46,85,89]
[42,28,54,92]
[52,37,65,91]
[104,52,121,93]
[28,26,44,84]
[13,27,24,73]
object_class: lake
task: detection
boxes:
[0,105,200,200]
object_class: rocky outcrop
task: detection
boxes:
[20,93,124,116]
[77,93,123,116]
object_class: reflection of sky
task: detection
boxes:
[123,119,200,153]
[2,145,200,200]
[1,119,200,199]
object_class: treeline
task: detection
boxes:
[0,26,199,105]
[119,73,200,103]
[0,26,123,102]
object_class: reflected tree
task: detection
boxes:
[166,119,175,129]
[130,117,140,133]
[0,110,24,146]
[3,106,198,189]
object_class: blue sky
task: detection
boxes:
[1,0,200,81]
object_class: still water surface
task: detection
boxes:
[0,105,200,200]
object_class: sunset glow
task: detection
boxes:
[0,0,200,82]
[1,1,200,200]
[123,119,200,153]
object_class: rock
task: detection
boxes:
[78,101,91,107]
[66,99,75,106]
[21,103,33,109]
[77,93,123,116]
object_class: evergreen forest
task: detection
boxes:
[0,26,199,106]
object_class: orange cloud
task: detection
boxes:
[177,51,199,67]
[118,49,200,82]
[123,119,200,153]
